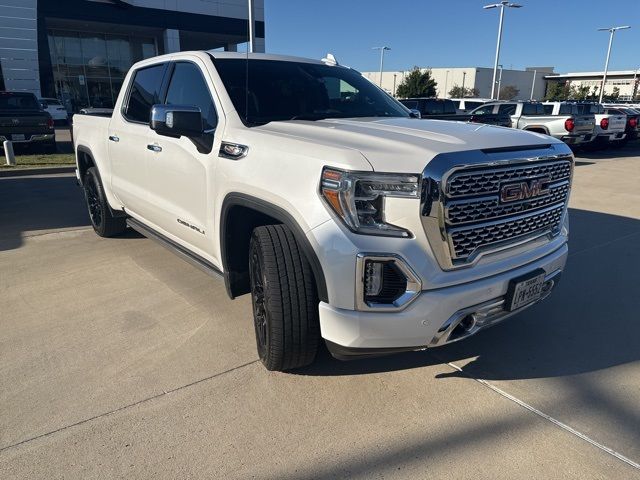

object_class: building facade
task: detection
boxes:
[544,70,640,101]
[0,0,265,111]
[363,66,554,101]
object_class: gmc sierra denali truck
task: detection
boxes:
[73,52,573,371]
[471,101,595,147]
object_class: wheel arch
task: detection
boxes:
[523,126,550,135]
[220,193,328,303]
[75,145,96,186]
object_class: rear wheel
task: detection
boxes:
[248,224,320,371]
[83,167,127,237]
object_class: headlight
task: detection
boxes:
[320,167,419,238]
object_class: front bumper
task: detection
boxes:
[0,133,55,144]
[319,242,568,358]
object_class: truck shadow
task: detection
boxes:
[0,174,90,251]
[299,208,640,381]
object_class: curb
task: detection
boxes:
[0,166,75,177]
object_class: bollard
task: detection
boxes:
[3,140,16,166]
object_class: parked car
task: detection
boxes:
[449,98,492,113]
[38,97,69,124]
[602,105,638,145]
[0,91,55,153]
[473,101,595,147]
[399,98,511,127]
[73,51,573,371]
[551,102,626,149]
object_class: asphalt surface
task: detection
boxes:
[1,146,640,479]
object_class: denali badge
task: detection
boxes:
[500,177,551,203]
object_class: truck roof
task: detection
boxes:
[206,51,326,65]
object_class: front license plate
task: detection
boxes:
[12,134,25,141]
[506,269,546,311]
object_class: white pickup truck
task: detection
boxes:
[471,101,595,147]
[73,51,573,371]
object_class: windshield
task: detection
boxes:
[0,92,40,111]
[214,59,409,125]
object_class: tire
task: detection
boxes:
[248,224,320,371]
[83,167,127,237]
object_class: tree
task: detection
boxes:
[569,85,591,101]
[396,67,437,98]
[499,85,520,100]
[605,86,620,101]
[448,85,480,98]
[545,81,571,101]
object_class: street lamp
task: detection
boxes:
[597,26,630,103]
[372,46,391,87]
[462,71,467,96]
[632,66,640,101]
[484,1,522,100]
[496,64,503,99]
[444,70,450,98]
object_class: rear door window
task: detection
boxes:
[124,63,167,123]
[498,104,517,115]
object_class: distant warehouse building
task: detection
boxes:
[544,70,639,101]
[0,0,265,111]
[363,66,554,100]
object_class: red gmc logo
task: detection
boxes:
[500,177,551,203]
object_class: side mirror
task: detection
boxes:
[150,104,204,138]
[150,104,213,153]
[409,109,421,119]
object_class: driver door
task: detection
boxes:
[143,59,223,259]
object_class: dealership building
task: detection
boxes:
[363,66,555,100]
[0,0,264,110]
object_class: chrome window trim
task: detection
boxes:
[420,144,574,271]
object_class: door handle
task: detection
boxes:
[108,135,119,142]
[147,143,162,153]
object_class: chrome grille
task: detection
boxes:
[447,161,572,198]
[446,182,569,225]
[420,148,574,270]
[449,204,565,258]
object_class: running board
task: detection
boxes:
[126,217,223,279]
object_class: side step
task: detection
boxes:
[126,217,223,279]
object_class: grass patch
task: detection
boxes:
[0,153,75,169]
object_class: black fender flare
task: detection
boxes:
[75,145,126,218]
[220,193,328,303]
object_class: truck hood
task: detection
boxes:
[257,117,558,172]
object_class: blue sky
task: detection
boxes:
[264,0,640,74]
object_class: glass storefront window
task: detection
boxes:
[47,29,157,112]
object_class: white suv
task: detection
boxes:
[72,52,572,371]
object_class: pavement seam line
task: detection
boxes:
[0,359,259,454]
[444,360,640,471]
[568,230,640,257]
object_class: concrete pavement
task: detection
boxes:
[1,147,640,479]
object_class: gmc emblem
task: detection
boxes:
[500,177,551,203]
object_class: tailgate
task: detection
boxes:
[573,115,595,135]
[607,115,626,132]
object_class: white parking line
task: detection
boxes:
[445,361,640,471]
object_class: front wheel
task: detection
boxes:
[249,224,320,371]
[83,167,127,237]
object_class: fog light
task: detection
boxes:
[356,254,422,311]
[364,261,383,296]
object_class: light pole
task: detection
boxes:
[462,71,467,96]
[372,46,391,87]
[393,73,397,97]
[248,0,255,53]
[444,70,450,98]
[484,1,522,100]
[597,26,630,103]
[529,69,537,100]
[632,67,640,101]
[496,64,503,99]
